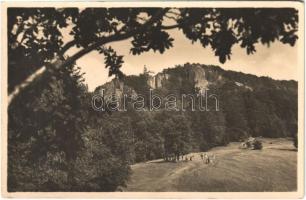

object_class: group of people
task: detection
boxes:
[180,153,216,164]
[181,155,194,161]
[200,153,216,164]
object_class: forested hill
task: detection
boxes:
[95,63,297,158]
[8,63,297,192]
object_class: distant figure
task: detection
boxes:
[200,154,204,160]
[185,157,188,161]
[190,155,194,161]
[204,153,209,164]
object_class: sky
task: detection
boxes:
[67,29,298,92]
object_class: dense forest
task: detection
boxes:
[8,62,297,192]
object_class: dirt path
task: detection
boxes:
[123,138,297,192]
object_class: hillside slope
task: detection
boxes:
[123,138,297,192]
[94,63,298,164]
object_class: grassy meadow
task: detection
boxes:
[123,138,297,192]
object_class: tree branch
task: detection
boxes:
[8,8,169,105]
[59,40,77,55]
[161,24,180,30]
[8,66,47,105]
[57,8,169,71]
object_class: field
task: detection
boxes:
[123,138,297,192]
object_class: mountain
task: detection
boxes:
[94,63,297,162]
[96,63,297,97]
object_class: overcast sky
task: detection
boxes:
[67,29,298,91]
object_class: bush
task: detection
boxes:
[252,140,263,150]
